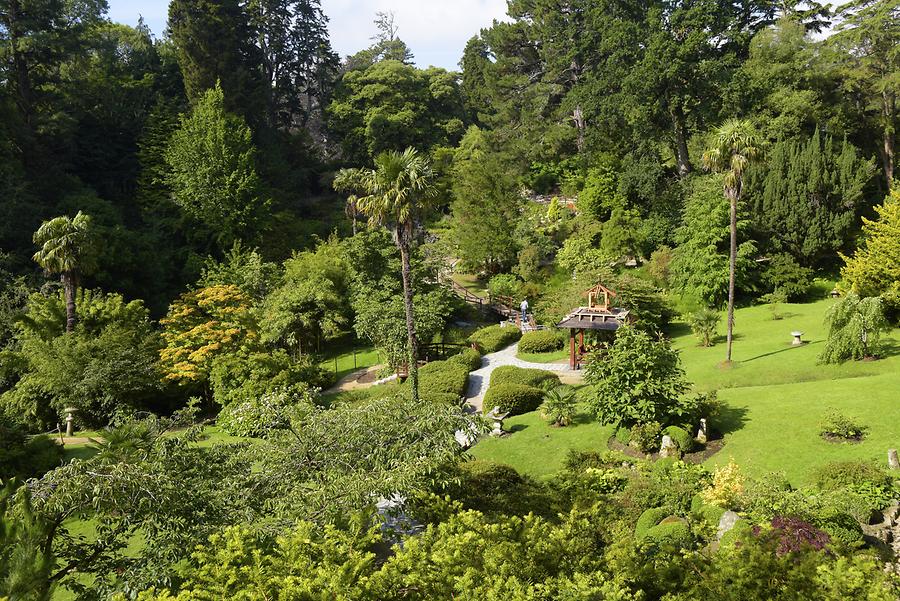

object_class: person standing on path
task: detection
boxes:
[520,298,529,320]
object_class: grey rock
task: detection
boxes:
[717,511,741,541]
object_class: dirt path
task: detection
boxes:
[322,364,385,395]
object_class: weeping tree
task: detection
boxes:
[334,148,436,401]
[819,293,890,364]
[702,120,763,363]
[32,212,98,333]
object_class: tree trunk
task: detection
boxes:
[62,272,77,333]
[573,105,586,153]
[397,239,419,402]
[726,188,738,364]
[881,90,895,188]
[672,106,693,177]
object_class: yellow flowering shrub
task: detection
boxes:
[701,458,745,509]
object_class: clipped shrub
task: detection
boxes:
[444,460,558,518]
[468,325,521,354]
[818,512,864,547]
[630,421,662,453]
[418,360,470,399]
[518,330,565,354]
[448,347,482,372]
[819,408,868,441]
[614,426,632,446]
[663,425,694,453]
[482,384,544,416]
[635,507,671,540]
[641,520,692,551]
[489,366,561,391]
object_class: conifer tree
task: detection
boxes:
[841,188,900,307]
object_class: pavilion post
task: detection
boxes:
[569,329,576,370]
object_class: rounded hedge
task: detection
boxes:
[642,520,692,550]
[448,347,482,372]
[518,330,564,354]
[689,492,726,527]
[489,366,561,391]
[468,325,522,354]
[635,507,671,540]
[663,425,694,453]
[418,360,470,398]
[719,520,753,551]
[482,383,545,416]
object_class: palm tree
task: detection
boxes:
[333,168,364,236]
[32,211,97,333]
[336,148,436,401]
[701,119,763,363]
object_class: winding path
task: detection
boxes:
[464,343,578,412]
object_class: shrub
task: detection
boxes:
[687,308,720,347]
[813,460,892,492]
[702,459,745,509]
[635,507,671,540]
[468,325,521,354]
[762,253,813,301]
[418,360,470,398]
[647,245,674,287]
[0,421,64,480]
[482,384,544,416]
[584,325,690,427]
[614,426,631,446]
[439,460,558,518]
[819,294,890,364]
[421,392,463,405]
[489,366,561,391]
[448,348,482,372]
[518,330,564,354]
[641,520,692,551]
[540,386,578,426]
[663,425,694,453]
[819,408,868,441]
[630,421,662,453]
[766,516,831,556]
[818,512,863,547]
[719,519,753,551]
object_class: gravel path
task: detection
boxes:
[464,342,575,412]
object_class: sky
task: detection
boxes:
[106,0,510,71]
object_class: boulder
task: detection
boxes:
[716,510,741,541]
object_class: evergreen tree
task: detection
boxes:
[164,84,269,247]
[841,188,900,307]
[449,128,520,274]
[745,130,875,267]
[167,0,266,121]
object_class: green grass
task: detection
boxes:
[516,349,569,363]
[470,406,614,478]
[470,296,900,486]
[451,273,489,298]
[319,343,381,384]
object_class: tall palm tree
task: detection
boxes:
[701,119,763,364]
[32,211,97,333]
[333,168,364,236]
[336,148,436,401]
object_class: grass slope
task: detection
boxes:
[470,297,900,485]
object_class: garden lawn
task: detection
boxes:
[516,348,569,364]
[470,407,614,479]
[470,297,900,485]
[319,343,381,384]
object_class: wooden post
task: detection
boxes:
[569,330,576,370]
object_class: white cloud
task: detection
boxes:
[323,0,509,69]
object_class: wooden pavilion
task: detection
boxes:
[556,283,631,369]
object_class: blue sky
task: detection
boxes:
[106,0,509,70]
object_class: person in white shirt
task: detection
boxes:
[520,298,529,319]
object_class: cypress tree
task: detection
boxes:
[745,129,875,268]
